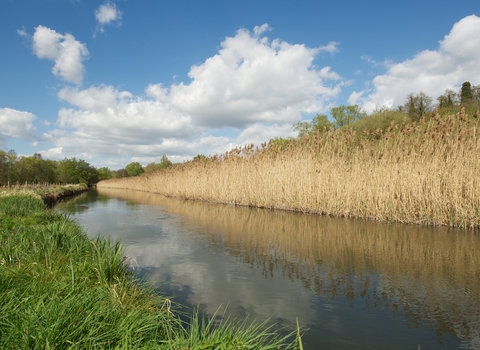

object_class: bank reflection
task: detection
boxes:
[92,188,480,347]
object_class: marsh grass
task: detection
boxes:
[0,191,297,349]
[99,107,480,228]
[163,307,298,349]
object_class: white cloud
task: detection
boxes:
[236,123,296,146]
[95,2,122,35]
[37,147,64,160]
[253,23,271,36]
[354,15,480,112]
[47,25,342,166]
[32,25,89,85]
[318,41,340,54]
[0,108,37,147]
[96,2,121,24]
[57,85,199,144]
[163,27,341,128]
[17,26,27,37]
[347,91,364,105]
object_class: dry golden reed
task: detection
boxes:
[98,108,480,228]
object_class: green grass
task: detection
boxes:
[0,191,299,349]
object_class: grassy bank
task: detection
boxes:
[98,107,480,228]
[1,183,89,206]
[0,190,297,349]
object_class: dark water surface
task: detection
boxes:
[56,188,480,349]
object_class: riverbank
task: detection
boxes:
[0,183,89,206]
[0,189,297,348]
[99,107,480,229]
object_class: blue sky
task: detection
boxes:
[1,0,479,169]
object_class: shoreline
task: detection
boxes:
[98,110,480,229]
[0,187,298,349]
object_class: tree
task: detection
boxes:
[330,105,366,129]
[0,150,7,185]
[404,92,433,122]
[112,169,128,178]
[143,162,158,174]
[97,167,113,181]
[473,84,480,106]
[437,89,458,108]
[460,81,473,105]
[125,162,144,177]
[293,114,333,137]
[57,157,97,185]
[193,154,208,162]
[158,155,172,169]
[269,137,293,150]
[5,150,18,184]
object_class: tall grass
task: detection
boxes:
[98,107,480,228]
[0,191,298,349]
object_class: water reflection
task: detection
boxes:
[57,189,480,349]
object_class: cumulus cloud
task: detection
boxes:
[95,1,122,35]
[354,15,480,112]
[0,108,37,148]
[32,25,89,84]
[160,27,341,128]
[48,25,342,165]
[236,123,296,146]
[57,85,199,144]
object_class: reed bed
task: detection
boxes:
[99,108,480,228]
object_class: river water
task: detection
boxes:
[55,188,480,349]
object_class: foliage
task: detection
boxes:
[436,82,480,110]
[350,108,410,135]
[0,150,7,185]
[461,81,473,104]
[57,157,98,186]
[143,155,173,174]
[404,91,433,122]
[159,155,173,169]
[163,308,297,349]
[125,161,145,177]
[293,114,332,137]
[0,151,100,187]
[330,104,366,129]
[269,137,294,150]
[437,89,459,109]
[97,166,113,181]
[111,168,128,178]
[16,153,57,184]
[0,149,18,185]
[193,154,209,162]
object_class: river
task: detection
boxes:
[55,188,480,349]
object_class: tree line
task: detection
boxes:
[0,151,100,187]
[105,155,174,180]
[0,150,176,187]
[290,81,480,138]
[2,81,478,185]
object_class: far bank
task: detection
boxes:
[99,108,480,229]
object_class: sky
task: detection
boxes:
[1,0,479,169]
